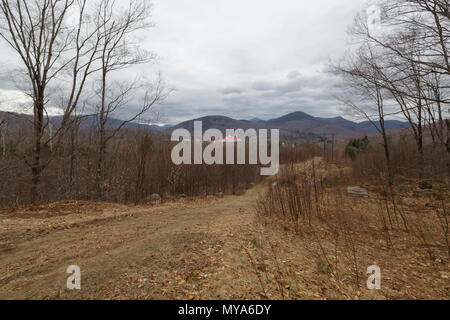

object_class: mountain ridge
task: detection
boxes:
[168,111,409,137]
[0,110,409,138]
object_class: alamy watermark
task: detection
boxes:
[367,1,410,33]
[367,4,382,32]
[66,265,81,290]
[170,121,280,176]
[367,265,382,290]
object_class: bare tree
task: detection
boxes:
[331,43,396,185]
[363,0,450,78]
[92,0,168,199]
[0,0,104,203]
[347,1,450,179]
[423,72,450,175]
[379,43,428,178]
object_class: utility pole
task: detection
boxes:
[319,133,336,161]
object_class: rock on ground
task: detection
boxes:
[401,198,415,206]
[148,194,161,201]
[347,187,369,198]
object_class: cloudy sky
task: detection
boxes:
[0,0,369,125]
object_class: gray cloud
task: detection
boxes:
[219,86,244,95]
[0,0,367,124]
[252,80,274,92]
[286,71,301,80]
[276,79,302,94]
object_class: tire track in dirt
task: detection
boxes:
[0,187,264,299]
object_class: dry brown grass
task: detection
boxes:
[1,157,448,300]
[252,158,450,299]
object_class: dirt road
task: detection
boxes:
[0,187,271,300]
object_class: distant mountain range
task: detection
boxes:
[168,111,409,138]
[0,112,169,132]
[1,111,409,139]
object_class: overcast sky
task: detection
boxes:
[0,0,369,125]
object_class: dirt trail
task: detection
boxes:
[0,186,269,299]
[4,158,445,300]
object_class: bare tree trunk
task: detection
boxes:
[377,84,394,187]
[31,96,44,204]
[417,134,425,179]
[380,124,394,186]
[134,135,151,204]
[68,122,79,199]
[0,112,5,157]
[96,133,106,200]
[96,67,107,200]
[446,119,450,181]
[1,127,5,157]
